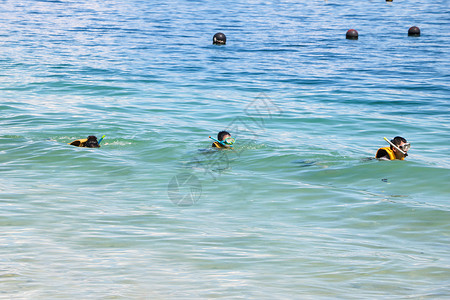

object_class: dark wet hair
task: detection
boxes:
[85,135,100,148]
[391,136,407,147]
[217,131,231,141]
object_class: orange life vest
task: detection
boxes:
[212,141,227,149]
[68,138,88,147]
[375,146,403,160]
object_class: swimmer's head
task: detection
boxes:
[218,131,231,141]
[85,136,100,148]
[217,131,234,148]
[391,136,409,159]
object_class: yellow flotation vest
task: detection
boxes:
[69,138,88,147]
[376,146,403,160]
[212,141,226,149]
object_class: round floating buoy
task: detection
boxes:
[408,26,420,37]
[386,0,393,2]
[213,32,226,45]
[346,29,358,40]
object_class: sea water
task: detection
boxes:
[1,0,449,298]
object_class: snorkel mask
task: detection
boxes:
[209,136,235,147]
[398,143,411,152]
[384,137,410,156]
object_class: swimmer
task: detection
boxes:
[375,136,410,160]
[69,135,102,148]
[210,131,235,149]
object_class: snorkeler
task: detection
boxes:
[69,135,104,148]
[376,136,410,160]
[210,131,235,149]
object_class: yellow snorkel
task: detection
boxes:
[98,135,105,145]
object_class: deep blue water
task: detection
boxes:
[1,0,449,298]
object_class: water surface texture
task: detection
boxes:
[1,0,449,298]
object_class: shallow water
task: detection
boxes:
[1,0,449,298]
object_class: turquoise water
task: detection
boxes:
[1,0,449,298]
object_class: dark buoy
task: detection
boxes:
[213,32,226,45]
[408,26,420,37]
[386,0,393,2]
[346,29,358,40]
